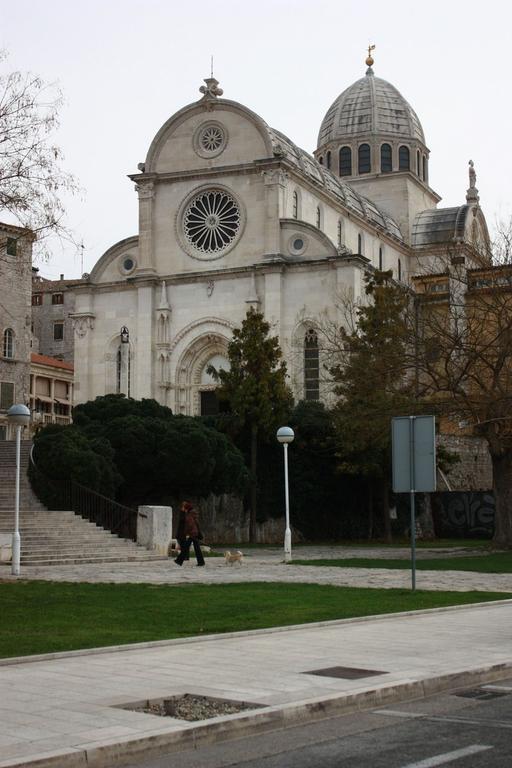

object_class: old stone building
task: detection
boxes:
[0,223,34,439]
[70,56,491,484]
[31,271,85,363]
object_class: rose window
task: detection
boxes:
[200,125,224,153]
[183,190,241,255]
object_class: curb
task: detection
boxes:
[1,598,511,667]
[0,660,511,768]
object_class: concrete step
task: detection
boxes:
[18,554,167,565]
[19,547,151,560]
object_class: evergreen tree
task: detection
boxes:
[208,308,293,541]
[330,270,418,540]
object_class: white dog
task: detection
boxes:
[224,550,243,566]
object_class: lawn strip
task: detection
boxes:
[0,581,510,658]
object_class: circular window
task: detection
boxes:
[119,255,136,275]
[193,121,228,159]
[288,234,308,256]
[183,189,241,256]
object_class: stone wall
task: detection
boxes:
[31,278,82,363]
[438,434,493,491]
[0,227,32,438]
[197,494,303,544]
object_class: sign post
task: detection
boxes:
[391,415,436,591]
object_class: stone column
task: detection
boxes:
[134,284,154,399]
[263,265,284,342]
[135,179,156,275]
[262,169,287,258]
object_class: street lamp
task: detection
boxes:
[7,404,31,576]
[276,426,294,562]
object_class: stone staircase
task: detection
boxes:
[0,441,168,566]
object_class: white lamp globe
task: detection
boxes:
[7,404,31,427]
[276,426,294,444]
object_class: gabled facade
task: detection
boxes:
[70,60,491,424]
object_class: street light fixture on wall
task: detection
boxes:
[276,426,294,563]
[7,404,31,576]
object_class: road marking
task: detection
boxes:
[400,744,493,767]
[429,714,512,730]
[375,710,512,730]
[374,710,425,719]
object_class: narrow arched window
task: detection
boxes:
[339,146,352,176]
[358,233,363,255]
[116,348,122,394]
[304,329,319,401]
[399,145,410,170]
[337,219,343,247]
[398,258,402,281]
[381,144,392,173]
[292,191,298,219]
[319,156,324,165]
[358,143,371,174]
[423,155,427,182]
[3,329,14,359]
[416,150,421,176]
[316,206,321,229]
[116,342,131,396]
[379,247,383,271]
[326,151,331,170]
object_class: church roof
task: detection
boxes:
[317,68,425,148]
[266,126,403,242]
[412,206,469,246]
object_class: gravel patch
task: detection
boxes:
[130,693,263,721]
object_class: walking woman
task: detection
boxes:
[174,501,205,566]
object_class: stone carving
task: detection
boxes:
[135,181,155,199]
[206,280,215,297]
[199,77,223,100]
[71,314,95,338]
[170,317,236,352]
[262,169,288,186]
[466,159,479,203]
[469,159,476,188]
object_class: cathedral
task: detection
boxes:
[70,52,490,416]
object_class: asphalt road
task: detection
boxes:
[126,678,512,768]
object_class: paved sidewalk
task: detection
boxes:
[0,601,511,768]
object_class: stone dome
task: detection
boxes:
[317,68,425,149]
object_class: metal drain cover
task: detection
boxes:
[454,688,510,701]
[303,666,387,680]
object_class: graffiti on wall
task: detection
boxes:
[434,492,494,538]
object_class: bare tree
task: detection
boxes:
[0,52,79,258]
[411,227,512,548]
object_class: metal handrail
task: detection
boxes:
[29,443,138,541]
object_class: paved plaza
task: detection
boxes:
[1,545,512,593]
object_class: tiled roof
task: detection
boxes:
[318,70,425,147]
[31,353,74,371]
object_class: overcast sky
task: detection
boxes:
[2,0,511,279]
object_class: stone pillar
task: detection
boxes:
[263,266,284,341]
[137,505,173,555]
[135,284,154,399]
[135,179,156,275]
[262,169,287,257]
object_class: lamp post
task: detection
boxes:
[7,404,31,576]
[276,426,294,562]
